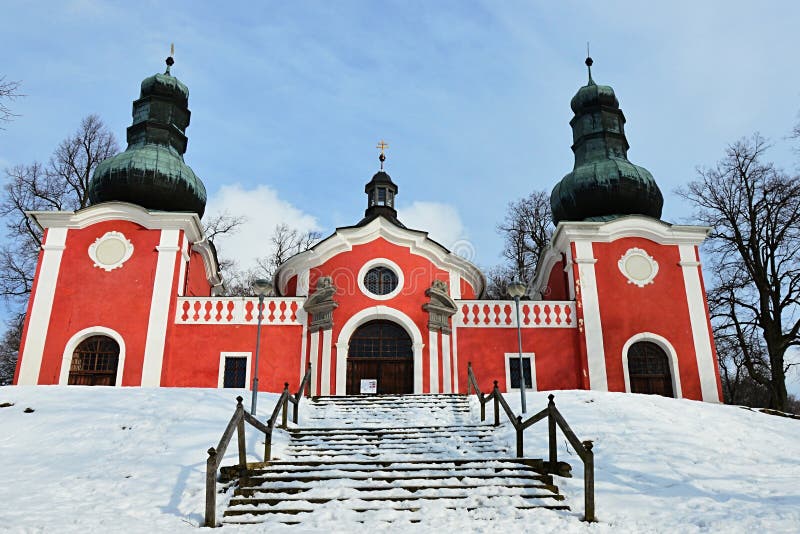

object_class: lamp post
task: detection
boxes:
[507,279,527,414]
[250,278,273,416]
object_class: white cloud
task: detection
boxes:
[398,201,469,255]
[205,184,320,272]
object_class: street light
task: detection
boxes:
[507,279,527,414]
[250,278,273,416]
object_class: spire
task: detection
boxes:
[377,139,388,170]
[165,43,175,75]
[88,52,207,217]
[356,140,405,228]
[585,43,595,85]
[549,58,663,224]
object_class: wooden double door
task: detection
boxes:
[628,341,674,397]
[346,320,414,395]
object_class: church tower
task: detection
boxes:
[14,54,219,387]
[534,56,721,402]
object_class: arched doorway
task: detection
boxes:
[68,335,120,386]
[628,341,674,397]
[346,320,413,394]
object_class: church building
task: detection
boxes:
[13,55,723,402]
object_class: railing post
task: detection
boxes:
[293,397,299,424]
[548,394,557,468]
[205,447,218,527]
[235,397,246,473]
[305,364,312,398]
[264,429,272,462]
[281,383,289,429]
[467,362,473,396]
[583,440,596,522]
[493,381,500,427]
[516,415,524,457]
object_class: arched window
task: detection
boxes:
[364,266,399,296]
[628,341,674,397]
[68,336,120,386]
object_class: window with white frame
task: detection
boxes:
[504,353,536,391]
[218,352,251,389]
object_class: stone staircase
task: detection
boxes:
[221,394,568,526]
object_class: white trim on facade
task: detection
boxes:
[451,320,460,393]
[621,332,683,399]
[678,245,720,402]
[448,271,462,299]
[320,329,333,395]
[217,351,252,389]
[357,257,405,301]
[428,330,439,393]
[29,202,220,290]
[552,216,710,250]
[335,305,425,395]
[309,331,320,396]
[17,227,69,385]
[275,216,485,298]
[88,231,134,272]
[574,240,609,391]
[503,352,537,392]
[59,326,127,387]
[441,333,452,393]
[140,229,180,387]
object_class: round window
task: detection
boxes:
[364,266,399,296]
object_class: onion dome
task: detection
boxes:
[89,55,207,217]
[550,56,663,225]
[356,141,405,228]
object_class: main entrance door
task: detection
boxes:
[346,320,413,395]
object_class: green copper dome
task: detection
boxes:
[89,57,207,217]
[550,58,663,225]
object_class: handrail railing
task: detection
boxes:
[467,362,596,522]
[204,364,313,527]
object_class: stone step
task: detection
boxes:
[222,502,569,524]
[228,491,565,508]
[235,482,556,497]
[246,457,548,470]
[223,495,567,517]
[242,471,552,485]
[289,428,488,435]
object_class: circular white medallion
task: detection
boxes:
[89,231,134,271]
[618,248,658,287]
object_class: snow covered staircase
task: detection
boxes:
[221,394,568,525]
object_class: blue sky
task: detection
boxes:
[4,1,800,263]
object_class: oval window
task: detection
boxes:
[364,266,399,296]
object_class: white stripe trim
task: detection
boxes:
[141,229,180,386]
[574,240,608,391]
[429,330,439,394]
[309,331,320,396]
[679,245,720,402]
[18,227,68,385]
[441,333,452,393]
[320,329,332,395]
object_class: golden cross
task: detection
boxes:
[376,139,388,155]
[170,43,175,56]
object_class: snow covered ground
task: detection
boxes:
[1,385,798,532]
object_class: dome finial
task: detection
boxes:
[165,43,175,75]
[585,42,594,85]
[376,139,388,171]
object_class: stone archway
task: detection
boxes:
[346,320,413,395]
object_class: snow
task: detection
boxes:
[1,385,799,532]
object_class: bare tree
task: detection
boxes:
[215,223,321,296]
[0,314,23,385]
[497,191,554,283]
[0,115,119,304]
[678,135,800,411]
[485,190,554,298]
[0,76,23,128]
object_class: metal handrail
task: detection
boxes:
[466,362,596,522]
[204,364,313,527]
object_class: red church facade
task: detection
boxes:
[13,57,722,402]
